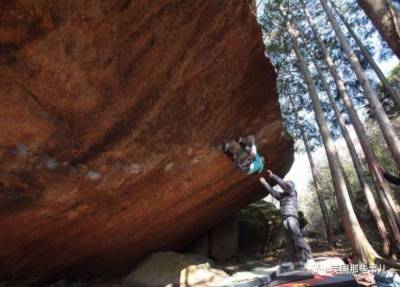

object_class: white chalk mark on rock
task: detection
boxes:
[14,144,28,157]
[129,163,142,174]
[164,162,174,171]
[45,158,58,170]
[87,171,101,180]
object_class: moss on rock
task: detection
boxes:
[238,201,308,255]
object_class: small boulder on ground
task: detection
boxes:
[123,252,228,287]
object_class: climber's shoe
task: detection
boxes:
[238,134,255,147]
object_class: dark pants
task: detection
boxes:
[283,216,313,262]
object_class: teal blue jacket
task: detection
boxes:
[247,154,265,175]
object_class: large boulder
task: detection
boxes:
[209,217,239,261]
[238,201,309,256]
[0,0,293,283]
[184,235,210,258]
[238,201,284,255]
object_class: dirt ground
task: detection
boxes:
[16,236,354,287]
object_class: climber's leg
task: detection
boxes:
[286,216,313,263]
[238,135,257,155]
[222,136,263,174]
[283,217,299,262]
[222,140,243,160]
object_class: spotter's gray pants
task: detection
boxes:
[283,216,313,262]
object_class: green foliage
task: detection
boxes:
[388,64,400,84]
[301,117,400,250]
[258,0,395,153]
[257,0,398,254]
[376,64,400,117]
[302,165,341,237]
[238,200,310,254]
[239,201,282,227]
[366,118,399,176]
[238,201,284,254]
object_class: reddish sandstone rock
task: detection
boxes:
[0,0,293,283]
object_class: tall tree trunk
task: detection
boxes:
[320,0,400,171]
[287,17,379,263]
[298,29,390,255]
[339,155,358,209]
[328,196,339,218]
[357,0,400,59]
[289,95,334,247]
[301,1,400,252]
[331,0,400,112]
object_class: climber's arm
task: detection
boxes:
[268,170,292,193]
[259,177,283,200]
[247,144,257,156]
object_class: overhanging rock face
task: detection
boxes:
[0,0,293,283]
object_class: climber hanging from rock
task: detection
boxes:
[259,170,314,268]
[223,136,314,267]
[222,135,265,175]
